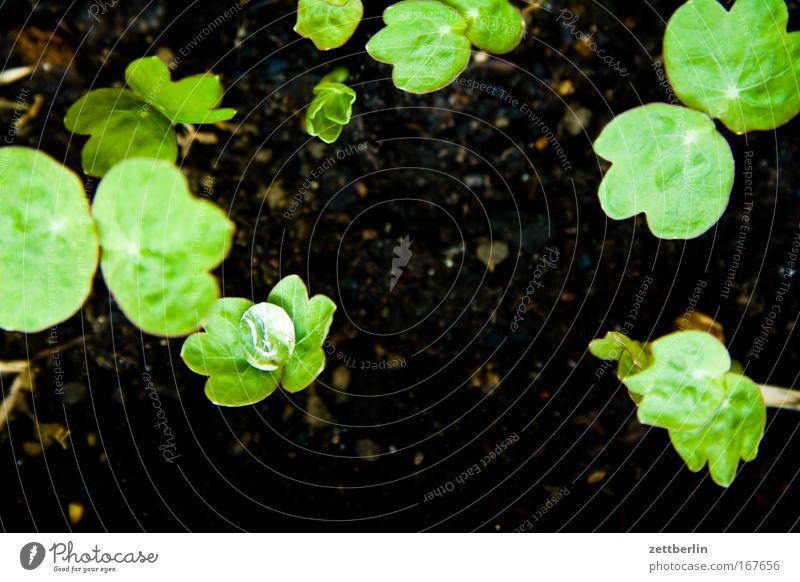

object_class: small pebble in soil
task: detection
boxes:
[69,502,84,525]
[332,366,351,391]
[587,469,608,484]
[557,79,575,96]
[476,240,509,273]
[354,439,382,461]
[304,390,333,429]
[561,106,593,136]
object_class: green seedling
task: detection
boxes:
[306,67,357,143]
[589,330,779,487]
[181,275,336,406]
[295,0,364,50]
[366,0,525,93]
[65,56,236,177]
[0,147,99,333]
[0,147,233,337]
[294,0,525,93]
[92,158,234,337]
[594,103,734,239]
[664,0,800,134]
[594,0,800,239]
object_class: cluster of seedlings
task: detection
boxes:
[589,0,800,485]
[594,0,800,239]
[2,0,799,487]
[295,0,526,142]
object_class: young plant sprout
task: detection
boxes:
[594,0,800,239]
[92,158,234,337]
[181,275,336,406]
[589,330,800,487]
[295,0,364,50]
[293,0,526,93]
[306,67,357,143]
[0,147,234,337]
[593,104,734,239]
[664,0,800,134]
[367,0,526,93]
[0,147,99,333]
[64,56,236,177]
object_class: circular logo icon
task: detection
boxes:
[20,542,46,570]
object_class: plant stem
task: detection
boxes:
[0,362,33,432]
[759,384,800,411]
[0,361,29,374]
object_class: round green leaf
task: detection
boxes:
[664,0,800,133]
[64,88,177,177]
[594,103,734,239]
[623,331,731,430]
[295,0,364,50]
[669,373,766,487]
[92,158,234,337]
[0,147,99,332]
[440,0,525,54]
[366,0,472,94]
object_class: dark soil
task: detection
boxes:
[1,0,799,532]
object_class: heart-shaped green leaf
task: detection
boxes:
[366,0,472,94]
[306,68,357,143]
[594,103,734,239]
[440,0,525,54]
[295,0,364,50]
[124,57,237,125]
[182,298,282,406]
[669,373,766,487]
[0,147,99,332]
[64,88,177,177]
[622,331,731,430]
[92,158,234,337]
[266,275,336,392]
[664,0,800,133]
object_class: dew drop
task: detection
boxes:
[239,303,296,371]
